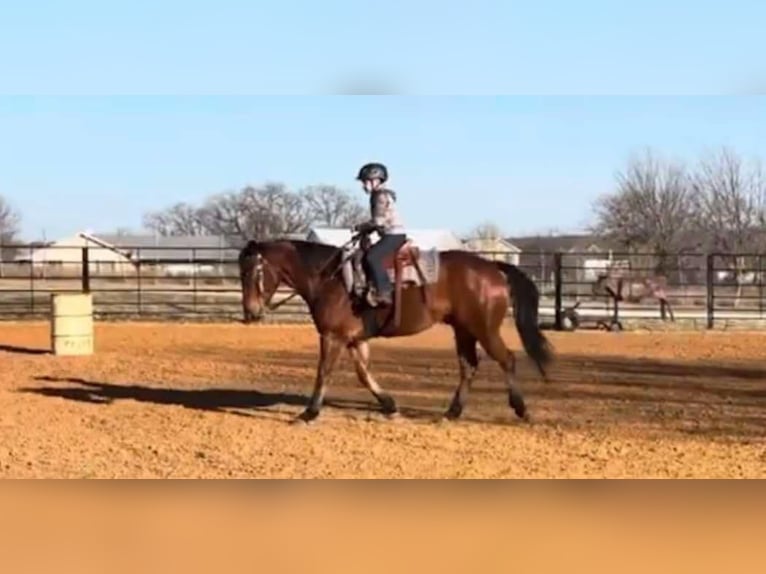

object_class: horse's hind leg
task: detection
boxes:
[479,331,528,422]
[445,325,479,420]
[348,341,398,417]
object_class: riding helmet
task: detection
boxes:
[356,162,388,183]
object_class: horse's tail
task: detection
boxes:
[495,261,553,379]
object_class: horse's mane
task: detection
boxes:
[287,240,342,275]
[239,239,259,259]
[240,239,341,276]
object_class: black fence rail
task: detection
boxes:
[2,245,766,328]
[0,245,247,320]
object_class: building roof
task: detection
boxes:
[92,233,241,262]
[507,233,619,253]
[307,227,464,251]
[463,237,521,252]
[13,233,131,262]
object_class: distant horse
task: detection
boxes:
[593,266,675,325]
[239,237,553,424]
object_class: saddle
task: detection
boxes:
[346,240,418,291]
[381,240,420,272]
[343,238,430,321]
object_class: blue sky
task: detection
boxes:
[1,1,765,240]
[1,96,765,240]
[1,0,765,94]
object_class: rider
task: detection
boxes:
[353,162,407,306]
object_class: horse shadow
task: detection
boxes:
[19,376,449,423]
[246,346,766,438]
[23,344,766,437]
[0,344,49,355]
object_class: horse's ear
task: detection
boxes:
[239,240,259,262]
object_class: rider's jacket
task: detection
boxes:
[368,187,404,234]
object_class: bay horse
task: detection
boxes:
[238,237,553,424]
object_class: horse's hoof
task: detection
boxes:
[292,409,319,425]
[379,394,398,417]
[441,409,464,424]
[509,391,527,421]
[521,411,533,424]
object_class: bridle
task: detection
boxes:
[246,233,363,312]
[245,251,295,312]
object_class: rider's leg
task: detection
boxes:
[365,234,407,303]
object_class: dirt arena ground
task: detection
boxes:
[1,321,765,478]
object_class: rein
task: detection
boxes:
[262,234,361,312]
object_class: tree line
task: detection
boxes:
[1,145,764,259]
[0,183,367,246]
[590,146,766,276]
[0,196,20,245]
[142,183,367,240]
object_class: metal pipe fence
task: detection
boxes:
[1,245,765,328]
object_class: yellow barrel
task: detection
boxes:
[50,293,94,356]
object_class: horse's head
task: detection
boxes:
[238,238,344,323]
[238,240,283,323]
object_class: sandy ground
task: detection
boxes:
[1,321,765,478]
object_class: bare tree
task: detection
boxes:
[143,202,207,236]
[196,191,249,238]
[591,149,696,273]
[194,183,309,240]
[255,183,311,236]
[144,182,369,242]
[302,185,366,228]
[0,195,21,243]
[468,221,505,240]
[690,147,766,302]
[0,195,22,268]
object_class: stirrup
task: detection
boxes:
[365,289,379,307]
[370,289,392,307]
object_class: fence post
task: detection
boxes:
[759,255,763,318]
[81,246,91,293]
[192,247,198,314]
[136,248,143,316]
[553,252,563,331]
[705,253,714,329]
[29,254,35,314]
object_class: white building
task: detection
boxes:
[462,237,522,265]
[306,227,464,251]
[14,232,134,274]
[13,231,242,277]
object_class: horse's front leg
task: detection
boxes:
[348,340,398,417]
[295,334,343,424]
[660,298,675,322]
